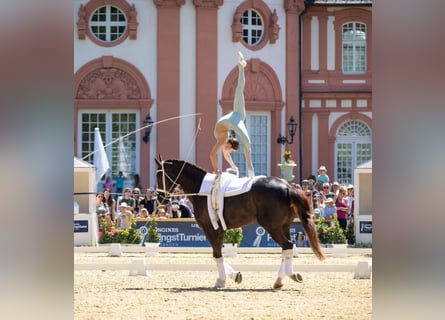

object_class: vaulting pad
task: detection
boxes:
[199,172,264,230]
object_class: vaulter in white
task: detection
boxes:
[210,51,255,178]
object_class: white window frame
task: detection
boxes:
[241,9,264,46]
[342,22,367,74]
[334,120,372,184]
[89,5,127,43]
[231,112,270,177]
[78,110,140,182]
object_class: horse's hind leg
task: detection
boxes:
[273,249,302,289]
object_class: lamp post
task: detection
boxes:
[277,116,297,145]
[277,116,298,182]
[142,114,154,143]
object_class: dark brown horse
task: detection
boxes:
[155,156,325,289]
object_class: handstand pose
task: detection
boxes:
[210,51,255,177]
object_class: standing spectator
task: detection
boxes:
[140,188,159,216]
[301,179,309,191]
[346,184,355,219]
[316,166,330,184]
[118,188,135,212]
[320,182,331,203]
[115,171,125,201]
[334,186,349,231]
[132,187,142,215]
[132,173,143,189]
[331,181,340,194]
[96,193,112,227]
[290,182,302,191]
[104,176,113,192]
[103,188,116,223]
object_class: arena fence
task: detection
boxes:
[74,244,372,279]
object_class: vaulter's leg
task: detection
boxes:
[273,249,303,289]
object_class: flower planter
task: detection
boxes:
[278,162,297,182]
[144,242,160,257]
[223,243,238,258]
[331,243,348,258]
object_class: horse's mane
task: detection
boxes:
[164,158,208,174]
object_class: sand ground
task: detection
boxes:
[74,251,372,320]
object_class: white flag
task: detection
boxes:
[118,138,131,177]
[94,128,110,183]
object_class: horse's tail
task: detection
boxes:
[289,189,325,260]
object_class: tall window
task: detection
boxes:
[241,9,264,46]
[90,5,127,42]
[335,120,371,184]
[231,113,270,176]
[79,111,138,181]
[342,22,366,73]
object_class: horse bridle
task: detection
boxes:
[156,161,203,202]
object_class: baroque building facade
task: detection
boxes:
[74,0,372,188]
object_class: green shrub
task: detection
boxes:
[316,214,347,244]
[223,228,243,245]
[147,216,161,243]
[98,217,141,244]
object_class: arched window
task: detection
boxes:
[335,120,371,184]
[342,22,367,73]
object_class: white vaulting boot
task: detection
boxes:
[214,257,227,289]
[274,249,303,289]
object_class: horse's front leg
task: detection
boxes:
[211,229,242,289]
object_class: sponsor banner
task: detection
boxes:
[74,220,89,233]
[135,220,306,247]
[359,221,372,234]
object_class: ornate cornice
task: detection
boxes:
[153,0,185,8]
[284,0,306,15]
[193,0,223,9]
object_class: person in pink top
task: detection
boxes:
[333,185,349,231]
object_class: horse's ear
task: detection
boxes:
[155,154,163,166]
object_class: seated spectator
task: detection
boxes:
[138,208,150,219]
[168,197,182,218]
[118,188,135,213]
[140,188,159,216]
[296,231,310,247]
[321,197,337,225]
[116,202,134,229]
[312,197,322,219]
[156,204,169,219]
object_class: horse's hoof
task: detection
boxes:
[214,278,226,289]
[234,272,242,284]
[290,273,303,283]
[273,281,283,290]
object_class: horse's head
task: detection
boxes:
[155,155,207,199]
